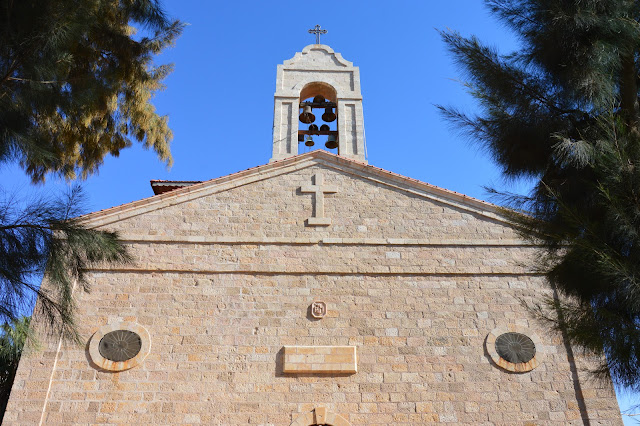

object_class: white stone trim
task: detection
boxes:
[88,322,151,372]
[485,325,544,373]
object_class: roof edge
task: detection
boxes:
[150,180,203,195]
[78,150,506,227]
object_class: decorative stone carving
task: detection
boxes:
[311,301,327,318]
[290,406,351,426]
[486,325,544,373]
[300,173,337,226]
[89,322,151,372]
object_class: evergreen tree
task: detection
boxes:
[0,186,131,341]
[1,0,183,181]
[0,0,180,408]
[441,0,640,390]
[0,0,181,348]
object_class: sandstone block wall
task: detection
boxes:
[4,158,622,425]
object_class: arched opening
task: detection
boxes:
[300,82,337,103]
[298,82,338,154]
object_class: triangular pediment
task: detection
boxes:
[80,151,512,233]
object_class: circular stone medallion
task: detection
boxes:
[89,322,151,371]
[486,326,543,373]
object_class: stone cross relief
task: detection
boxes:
[300,173,337,226]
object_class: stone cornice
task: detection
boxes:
[85,267,543,276]
[115,235,535,246]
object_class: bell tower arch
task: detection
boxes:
[271,44,367,164]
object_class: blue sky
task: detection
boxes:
[2,0,636,420]
[1,0,532,209]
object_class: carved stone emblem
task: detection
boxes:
[300,173,338,226]
[311,301,327,319]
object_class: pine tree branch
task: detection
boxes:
[5,77,65,84]
[0,0,183,181]
[441,30,584,118]
[0,60,20,87]
[442,1,640,391]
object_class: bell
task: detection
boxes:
[298,133,304,142]
[322,107,336,122]
[320,124,330,131]
[313,95,325,104]
[305,135,315,147]
[308,124,319,133]
[325,134,338,149]
[299,105,315,124]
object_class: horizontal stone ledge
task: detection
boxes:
[85,267,543,276]
[116,235,536,247]
[282,345,357,374]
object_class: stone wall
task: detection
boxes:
[4,157,622,424]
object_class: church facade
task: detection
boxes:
[4,45,622,425]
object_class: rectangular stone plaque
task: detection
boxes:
[282,346,357,374]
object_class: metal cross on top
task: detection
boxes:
[308,25,327,44]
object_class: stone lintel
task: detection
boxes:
[282,345,357,374]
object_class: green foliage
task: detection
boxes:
[442,0,640,390]
[0,186,131,342]
[0,0,180,338]
[0,0,184,181]
[499,117,640,389]
[0,316,36,423]
[0,0,178,410]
